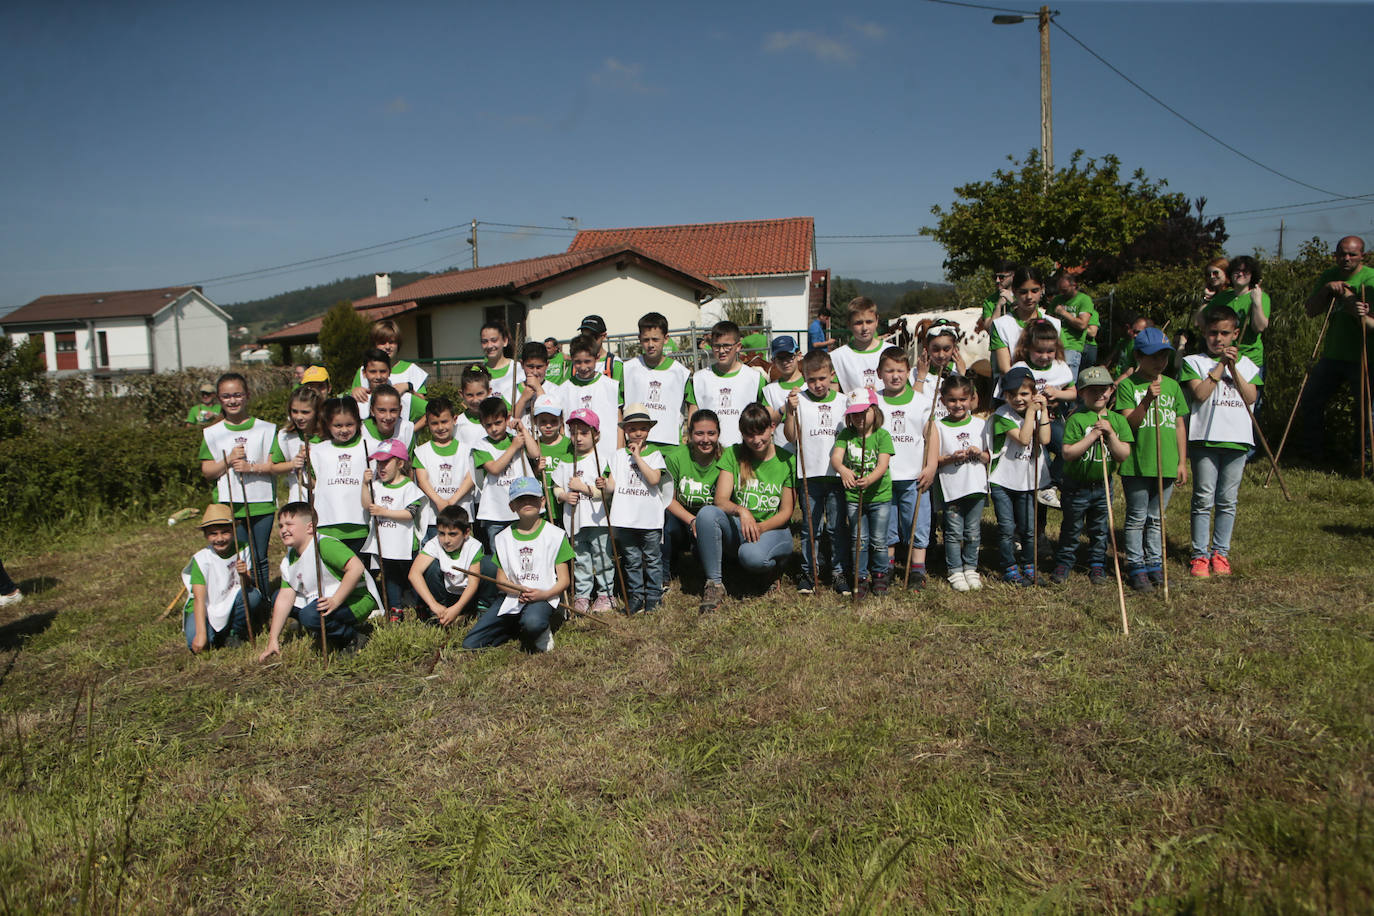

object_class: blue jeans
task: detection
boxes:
[886,479,931,556]
[798,477,846,584]
[615,528,664,611]
[844,499,891,580]
[372,557,413,610]
[475,520,511,552]
[235,511,274,593]
[418,556,499,622]
[1056,483,1109,569]
[942,494,984,573]
[295,597,366,646]
[1190,446,1246,559]
[462,600,560,653]
[662,513,696,573]
[1081,341,1098,369]
[183,587,264,650]
[1122,475,1175,572]
[1065,349,1083,382]
[1301,357,1374,462]
[572,527,614,600]
[696,505,795,584]
[990,484,1036,571]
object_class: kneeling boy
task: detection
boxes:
[182,503,264,652]
[408,505,501,626]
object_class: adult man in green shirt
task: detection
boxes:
[1301,235,1374,465]
[1049,272,1099,380]
[980,260,1017,322]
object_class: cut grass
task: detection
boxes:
[0,464,1370,912]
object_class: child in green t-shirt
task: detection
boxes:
[185,382,222,427]
[831,389,894,598]
[181,503,262,653]
[1053,366,1133,584]
[1115,328,1190,592]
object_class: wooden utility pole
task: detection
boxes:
[1278,219,1286,260]
[1039,5,1053,185]
[467,219,479,269]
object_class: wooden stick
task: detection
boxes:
[793,398,818,594]
[1266,298,1336,485]
[158,585,188,621]
[592,437,628,608]
[536,437,573,608]
[1362,287,1370,479]
[368,460,391,616]
[302,437,329,663]
[1099,417,1129,636]
[220,451,256,647]
[1030,408,1042,582]
[1248,406,1291,502]
[904,372,944,588]
[1153,414,1170,602]
[460,564,609,628]
[852,428,867,603]
[513,324,534,477]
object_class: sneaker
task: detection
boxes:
[1020,566,1042,587]
[0,589,22,607]
[1189,557,1211,579]
[1129,571,1155,593]
[872,570,889,596]
[1088,566,1108,586]
[796,577,815,596]
[388,606,404,623]
[948,571,970,592]
[1050,564,1071,584]
[1002,568,1025,586]
[1210,553,1232,576]
[534,628,554,652]
[573,597,591,614]
[699,581,726,614]
[965,571,983,590]
[854,577,870,600]
[835,579,853,597]
[1147,568,1165,586]
[660,582,673,598]
[590,595,613,613]
[906,566,927,590]
[1037,487,1061,509]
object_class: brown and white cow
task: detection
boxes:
[884,307,992,378]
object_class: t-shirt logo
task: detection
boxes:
[863,368,877,387]
[519,545,534,575]
[338,454,353,477]
[891,410,906,434]
[580,393,593,409]
[439,462,453,488]
[648,380,662,405]
[720,387,733,409]
[818,406,832,429]
[956,432,971,447]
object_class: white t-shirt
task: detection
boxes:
[203,418,278,506]
[912,371,953,422]
[361,477,425,560]
[1183,353,1261,446]
[493,521,569,616]
[763,379,805,450]
[1010,359,1075,396]
[280,536,383,610]
[991,313,1061,362]
[986,404,1051,492]
[487,360,527,410]
[622,358,690,445]
[558,375,621,433]
[455,414,488,451]
[181,545,249,631]
[689,364,766,447]
[309,437,371,530]
[420,536,483,595]
[830,342,886,393]
[551,452,609,532]
[934,415,988,502]
[877,389,933,482]
[792,390,842,480]
[472,436,523,523]
[349,361,429,396]
[413,439,474,530]
[607,448,670,530]
[277,429,309,504]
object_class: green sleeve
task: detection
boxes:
[988,323,1007,351]
[684,379,696,405]
[555,536,575,565]
[1113,411,1135,443]
[472,447,495,468]
[755,374,766,403]
[186,406,199,423]
[350,367,365,391]
[1062,413,1088,446]
[197,437,212,460]
[269,435,286,462]
[408,396,428,423]
[980,297,998,321]
[612,361,623,384]
[319,537,358,575]
[1113,380,1135,412]
[1169,379,1191,417]
[1178,361,1201,382]
[877,429,895,456]
[188,557,206,586]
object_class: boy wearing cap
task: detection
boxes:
[181,504,262,652]
[762,335,805,452]
[1053,366,1133,584]
[686,320,767,448]
[300,365,331,399]
[1116,327,1190,592]
[552,408,615,612]
[623,312,691,448]
[462,477,574,653]
[186,383,223,427]
[579,314,624,382]
[362,437,426,617]
[414,396,475,546]
[529,394,570,510]
[601,404,671,613]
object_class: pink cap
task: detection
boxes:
[567,407,600,431]
[844,388,877,415]
[369,438,409,462]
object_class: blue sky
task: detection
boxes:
[2,1,1370,313]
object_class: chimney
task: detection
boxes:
[375,273,391,298]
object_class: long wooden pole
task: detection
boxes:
[1266,299,1336,486]
[592,437,628,608]
[1153,412,1170,602]
[368,460,391,616]
[220,451,256,647]
[1248,407,1291,501]
[457,563,609,628]
[535,431,573,608]
[793,398,817,594]
[904,368,945,588]
[1030,407,1042,583]
[302,437,329,663]
[1099,416,1129,636]
[1361,287,1370,479]
[513,323,533,477]
[852,428,867,603]
[158,585,188,621]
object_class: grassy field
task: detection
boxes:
[0,465,1371,913]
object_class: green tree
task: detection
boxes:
[922,149,1181,281]
[318,300,371,392]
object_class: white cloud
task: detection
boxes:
[846,19,886,41]
[763,30,855,64]
[589,58,657,94]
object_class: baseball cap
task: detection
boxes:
[507,476,544,504]
[368,438,409,462]
[301,365,329,384]
[198,504,235,528]
[568,408,600,431]
[532,394,563,417]
[844,388,877,415]
[579,315,607,336]
[999,367,1034,394]
[1077,365,1113,388]
[198,381,215,394]
[1133,327,1173,355]
[619,403,653,427]
[769,335,798,357]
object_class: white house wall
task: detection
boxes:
[531,263,706,341]
[699,274,811,339]
[93,318,153,371]
[152,293,230,371]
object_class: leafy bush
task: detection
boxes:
[319,300,371,394]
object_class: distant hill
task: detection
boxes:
[225,271,439,330]
[832,277,956,316]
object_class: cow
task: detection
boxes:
[883,307,992,378]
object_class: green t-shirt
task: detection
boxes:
[716,445,795,522]
[664,444,721,512]
[287,537,377,621]
[1114,374,1190,479]
[186,402,222,425]
[1309,265,1374,364]
[545,353,569,386]
[981,293,1004,321]
[538,435,571,497]
[834,427,894,503]
[740,331,768,353]
[1210,288,1271,367]
[1050,292,1098,353]
[196,418,286,517]
[1063,408,1135,485]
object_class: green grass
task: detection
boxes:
[0,465,1371,912]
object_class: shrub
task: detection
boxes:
[319,301,371,394]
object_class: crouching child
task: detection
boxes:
[257,502,382,660]
[182,503,265,652]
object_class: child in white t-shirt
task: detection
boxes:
[552,408,614,613]
[362,438,426,620]
[876,346,935,588]
[986,368,1052,586]
[181,504,261,652]
[601,404,670,614]
[686,320,766,447]
[275,386,322,504]
[762,335,805,452]
[413,396,475,546]
[1010,317,1075,506]
[924,375,990,592]
[784,350,845,595]
[408,505,500,626]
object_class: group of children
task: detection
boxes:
[181,295,1263,656]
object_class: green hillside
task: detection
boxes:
[225,271,439,331]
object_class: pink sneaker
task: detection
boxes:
[573,597,590,614]
[590,595,613,613]
[1189,557,1210,579]
[1210,553,1232,576]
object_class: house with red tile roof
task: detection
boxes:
[259,246,721,372]
[1,286,230,374]
[567,217,828,338]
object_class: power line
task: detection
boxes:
[1223,199,1374,224]
[1214,193,1374,218]
[923,0,1040,16]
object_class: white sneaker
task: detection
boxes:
[948,571,970,592]
[965,571,983,590]
[1037,487,1061,509]
[0,590,21,607]
[535,628,554,652]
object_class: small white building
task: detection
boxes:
[0,286,231,375]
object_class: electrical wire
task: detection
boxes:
[1215,194,1374,218]
[923,0,1041,17]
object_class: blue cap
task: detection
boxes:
[1133,326,1173,355]
[769,335,798,356]
[999,366,1034,394]
[507,476,544,504]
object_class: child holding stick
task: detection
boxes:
[408,505,500,627]
[552,409,614,613]
[925,376,990,592]
[876,346,934,588]
[559,335,623,446]
[413,396,475,546]
[600,404,671,613]
[180,504,262,652]
[762,335,805,452]
[784,350,845,595]
[986,368,1051,586]
[275,386,322,504]
[362,438,426,619]
[471,396,532,547]
[480,319,524,410]
[832,389,894,598]
[309,398,373,556]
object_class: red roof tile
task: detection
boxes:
[1,286,201,325]
[568,217,814,278]
[258,301,416,344]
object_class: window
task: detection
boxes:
[482,303,528,337]
[54,331,77,370]
[97,331,109,367]
[416,315,433,360]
